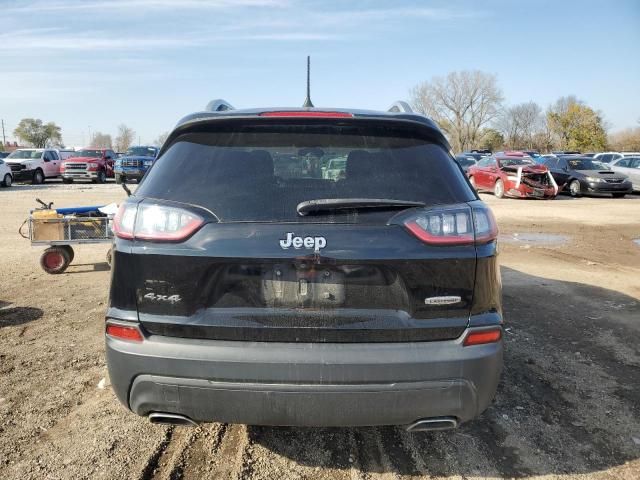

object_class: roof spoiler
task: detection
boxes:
[387,101,413,113]
[205,99,235,112]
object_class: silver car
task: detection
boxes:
[610,156,640,191]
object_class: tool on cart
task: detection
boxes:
[20,198,116,274]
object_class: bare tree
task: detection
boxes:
[410,71,503,152]
[91,132,112,148]
[115,124,136,152]
[608,127,640,151]
[154,131,169,147]
[495,102,543,149]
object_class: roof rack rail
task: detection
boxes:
[387,101,413,113]
[205,99,235,112]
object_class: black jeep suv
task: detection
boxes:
[106,101,503,431]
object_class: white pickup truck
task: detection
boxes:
[4,148,62,184]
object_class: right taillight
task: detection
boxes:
[113,203,204,242]
[404,204,497,246]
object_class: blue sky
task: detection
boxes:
[1,0,638,147]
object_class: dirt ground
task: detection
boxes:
[1,182,639,480]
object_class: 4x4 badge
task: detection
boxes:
[279,233,327,251]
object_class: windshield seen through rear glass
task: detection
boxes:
[125,147,156,156]
[499,157,534,167]
[137,123,474,223]
[72,150,102,158]
[568,159,604,170]
[7,150,41,159]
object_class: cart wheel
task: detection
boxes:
[40,247,71,274]
[106,248,112,267]
[61,245,75,263]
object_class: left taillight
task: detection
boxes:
[113,203,204,242]
[403,204,498,246]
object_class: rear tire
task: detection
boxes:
[62,178,73,184]
[494,179,505,199]
[569,180,582,197]
[32,169,45,185]
[1,173,11,187]
[40,247,71,274]
[612,193,626,198]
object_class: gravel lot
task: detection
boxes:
[1,182,639,479]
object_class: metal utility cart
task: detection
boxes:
[20,199,115,274]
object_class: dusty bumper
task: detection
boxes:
[106,324,503,427]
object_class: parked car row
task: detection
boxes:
[455,149,638,199]
[0,146,159,186]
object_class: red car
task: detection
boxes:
[60,147,117,184]
[467,155,558,199]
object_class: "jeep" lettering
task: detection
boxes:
[279,232,327,251]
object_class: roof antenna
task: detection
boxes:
[302,55,314,108]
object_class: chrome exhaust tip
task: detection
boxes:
[148,412,199,427]
[406,417,458,432]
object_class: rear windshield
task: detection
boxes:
[136,122,475,223]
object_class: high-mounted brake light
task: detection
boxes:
[259,111,353,118]
[403,205,498,246]
[106,323,143,342]
[113,203,204,241]
[463,328,502,346]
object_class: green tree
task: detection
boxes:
[479,128,504,151]
[13,118,62,148]
[547,97,607,151]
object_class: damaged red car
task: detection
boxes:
[467,154,558,199]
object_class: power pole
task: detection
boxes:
[1,119,6,146]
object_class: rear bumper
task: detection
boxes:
[106,322,503,427]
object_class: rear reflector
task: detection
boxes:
[259,111,353,118]
[463,328,502,346]
[106,324,144,342]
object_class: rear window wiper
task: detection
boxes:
[297,198,425,216]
